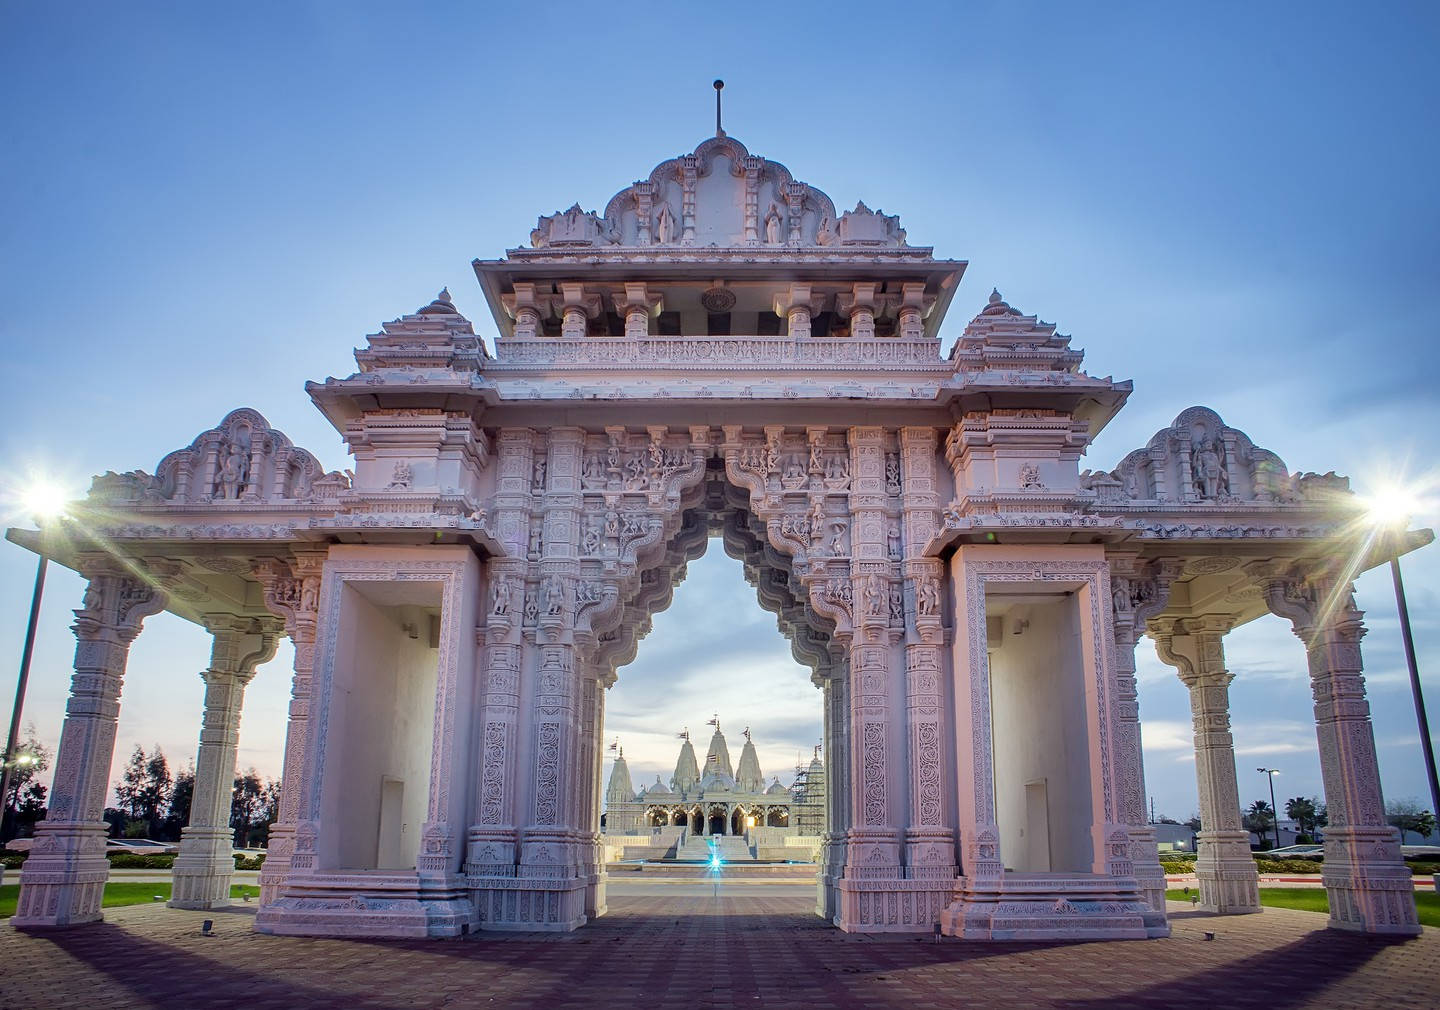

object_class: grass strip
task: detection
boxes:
[1,881,260,919]
[1167,887,1440,928]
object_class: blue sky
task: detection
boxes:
[1,2,1437,824]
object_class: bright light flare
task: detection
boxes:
[1360,484,1425,528]
[21,480,69,520]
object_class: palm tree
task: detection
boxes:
[1244,800,1275,845]
[1285,796,1317,840]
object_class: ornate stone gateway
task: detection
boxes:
[9,132,1424,940]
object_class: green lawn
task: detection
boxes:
[1167,887,1440,928]
[0,882,260,919]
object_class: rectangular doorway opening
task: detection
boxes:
[321,580,442,872]
[984,587,1094,874]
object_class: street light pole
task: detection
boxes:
[1390,554,1440,823]
[1258,767,1281,850]
[1,549,48,843]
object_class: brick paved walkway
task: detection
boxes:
[2,892,1437,1009]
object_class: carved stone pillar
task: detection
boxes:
[774,283,814,339]
[899,428,955,897]
[12,560,167,927]
[1106,556,1180,913]
[578,672,607,918]
[1258,569,1420,934]
[1151,616,1261,914]
[818,663,849,921]
[557,283,601,339]
[837,284,878,340]
[171,616,279,909]
[614,283,661,339]
[897,283,932,340]
[253,550,325,907]
[515,426,587,929]
[466,431,534,884]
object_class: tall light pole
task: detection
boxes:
[1366,492,1440,829]
[1258,767,1281,850]
[1388,548,1440,827]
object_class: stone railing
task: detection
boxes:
[489,335,950,371]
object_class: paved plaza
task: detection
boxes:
[2,883,1436,1009]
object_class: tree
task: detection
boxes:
[2,730,50,841]
[114,745,148,820]
[1386,798,1437,844]
[231,768,266,848]
[1243,800,1275,843]
[1285,796,1321,838]
[249,777,282,847]
[112,744,174,837]
[163,762,196,841]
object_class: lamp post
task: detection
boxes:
[1257,767,1281,850]
[1366,491,1440,829]
[1388,549,1440,827]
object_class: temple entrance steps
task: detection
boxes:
[675,834,755,862]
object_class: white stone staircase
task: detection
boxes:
[676,834,756,862]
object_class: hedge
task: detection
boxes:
[107,853,175,869]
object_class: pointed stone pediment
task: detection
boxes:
[828,200,907,247]
[530,203,620,248]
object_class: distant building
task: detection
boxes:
[603,721,822,836]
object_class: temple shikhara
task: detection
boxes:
[601,721,825,844]
[7,118,1428,941]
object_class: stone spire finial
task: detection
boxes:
[714,79,725,137]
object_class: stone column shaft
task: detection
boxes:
[13,565,166,927]
[1155,618,1260,914]
[171,618,278,909]
[253,552,324,907]
[1258,571,1421,935]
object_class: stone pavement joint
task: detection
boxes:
[1,894,1437,1009]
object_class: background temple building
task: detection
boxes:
[602,720,825,840]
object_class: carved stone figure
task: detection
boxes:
[543,576,566,617]
[582,453,605,486]
[864,575,886,618]
[1019,462,1044,489]
[1194,440,1224,499]
[655,203,677,245]
[916,576,941,617]
[217,444,249,499]
[490,578,512,616]
[532,457,547,493]
[888,585,905,624]
[523,590,539,626]
[887,524,902,560]
[388,460,413,490]
[763,203,782,245]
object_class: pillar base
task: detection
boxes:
[170,827,236,910]
[10,823,111,928]
[253,872,477,938]
[1128,826,1169,913]
[1196,829,1260,914]
[469,874,588,931]
[1320,828,1421,935]
[941,873,1168,941]
[835,876,954,932]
